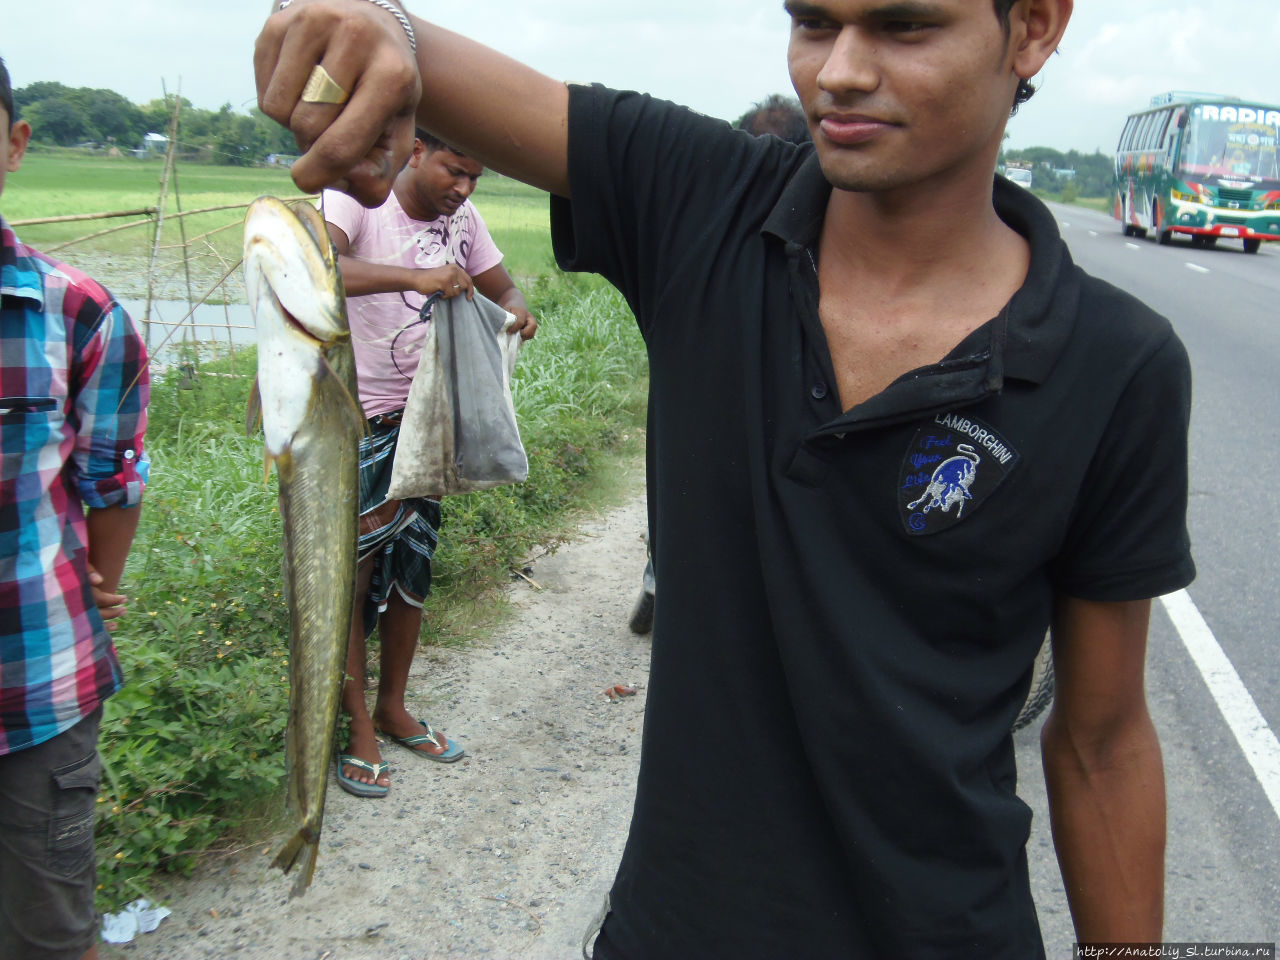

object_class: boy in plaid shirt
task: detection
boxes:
[0,56,149,960]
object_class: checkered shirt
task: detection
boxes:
[0,217,150,755]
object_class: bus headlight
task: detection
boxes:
[1172,189,1201,203]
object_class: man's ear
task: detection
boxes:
[407,138,426,169]
[1010,0,1073,84]
[6,120,32,173]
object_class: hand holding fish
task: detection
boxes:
[255,0,420,206]
[254,0,572,202]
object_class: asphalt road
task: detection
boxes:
[1017,200,1280,956]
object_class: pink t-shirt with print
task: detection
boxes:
[322,188,504,417]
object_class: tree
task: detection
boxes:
[12,81,72,115]
[13,80,297,164]
[70,88,146,144]
[139,95,194,136]
[214,113,259,166]
[251,107,297,157]
[23,98,93,145]
[1002,145,1116,198]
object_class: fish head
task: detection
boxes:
[244,197,354,458]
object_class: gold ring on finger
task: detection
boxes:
[300,65,349,105]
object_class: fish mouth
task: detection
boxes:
[273,288,324,345]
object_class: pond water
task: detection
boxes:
[119,298,257,364]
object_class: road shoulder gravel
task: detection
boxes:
[104,489,652,960]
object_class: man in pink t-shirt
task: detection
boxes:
[322,130,538,797]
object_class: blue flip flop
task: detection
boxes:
[378,719,465,763]
[335,753,390,797]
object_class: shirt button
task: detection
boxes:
[810,383,828,400]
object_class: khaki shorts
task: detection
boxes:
[0,707,103,960]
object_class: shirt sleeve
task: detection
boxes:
[550,84,791,331]
[1049,329,1196,601]
[71,300,150,509]
[322,188,367,249]
[459,202,504,276]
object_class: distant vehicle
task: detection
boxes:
[1005,166,1034,189]
[1113,92,1280,253]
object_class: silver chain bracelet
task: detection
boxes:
[278,0,417,53]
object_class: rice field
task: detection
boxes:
[4,149,557,300]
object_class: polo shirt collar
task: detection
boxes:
[761,156,1078,389]
[762,151,829,247]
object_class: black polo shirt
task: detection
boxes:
[551,85,1195,960]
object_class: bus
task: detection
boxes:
[1113,92,1280,253]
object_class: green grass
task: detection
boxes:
[1068,195,1112,213]
[6,153,304,269]
[3,153,555,299]
[1034,189,1112,213]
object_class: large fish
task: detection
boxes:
[243,196,362,897]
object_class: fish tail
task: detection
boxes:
[271,824,320,897]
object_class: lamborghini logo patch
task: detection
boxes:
[899,413,1019,535]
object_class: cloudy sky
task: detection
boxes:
[6,1,1280,154]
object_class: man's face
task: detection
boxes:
[786,0,1023,193]
[0,109,33,199]
[407,143,484,219]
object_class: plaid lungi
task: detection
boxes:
[358,413,442,636]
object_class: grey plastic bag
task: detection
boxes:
[385,291,527,498]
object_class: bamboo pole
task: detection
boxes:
[157,199,315,222]
[36,199,317,254]
[45,216,156,252]
[156,217,248,250]
[196,236,242,355]
[11,207,156,227]
[142,80,184,345]
[171,160,198,359]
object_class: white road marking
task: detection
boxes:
[1185,263,1211,274]
[1126,242,1142,250]
[1088,231,1099,238]
[1161,590,1280,823]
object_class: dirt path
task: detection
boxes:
[104,479,651,960]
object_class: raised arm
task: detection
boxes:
[256,0,569,205]
[1041,594,1166,943]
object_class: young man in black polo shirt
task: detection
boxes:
[255,0,1194,955]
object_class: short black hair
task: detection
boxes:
[0,57,13,130]
[414,127,467,157]
[991,0,1036,113]
[737,95,810,145]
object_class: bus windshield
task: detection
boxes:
[1178,103,1280,183]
